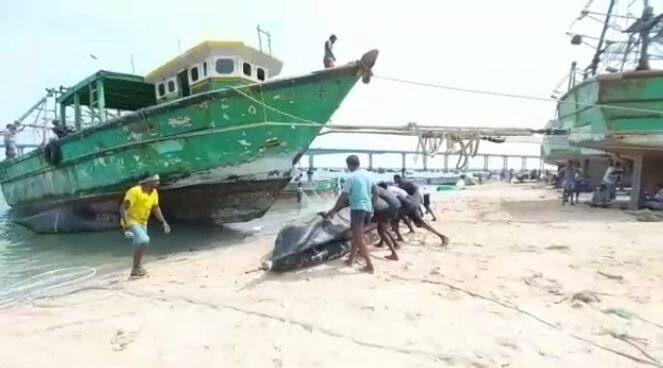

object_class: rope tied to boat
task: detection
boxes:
[412,122,481,170]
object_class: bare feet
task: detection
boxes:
[344,258,354,266]
[385,254,399,261]
[440,235,450,246]
[374,241,384,248]
[361,265,375,274]
[130,267,147,277]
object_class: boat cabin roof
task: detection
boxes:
[57,70,156,111]
[145,41,283,83]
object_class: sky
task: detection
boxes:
[0,0,658,168]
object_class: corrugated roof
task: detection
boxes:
[57,71,156,111]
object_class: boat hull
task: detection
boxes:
[0,60,372,233]
[10,178,290,233]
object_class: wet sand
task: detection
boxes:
[1,183,662,367]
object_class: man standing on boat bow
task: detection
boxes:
[120,174,171,277]
[323,34,337,68]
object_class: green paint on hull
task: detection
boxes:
[0,64,364,229]
[557,70,663,153]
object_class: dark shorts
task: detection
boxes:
[396,200,424,227]
[423,194,431,207]
[350,210,372,229]
[374,206,398,223]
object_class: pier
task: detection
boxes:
[305,148,544,173]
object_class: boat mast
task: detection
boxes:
[636,0,653,70]
[588,0,617,76]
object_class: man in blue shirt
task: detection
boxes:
[324,155,376,273]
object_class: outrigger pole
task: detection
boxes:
[318,122,556,170]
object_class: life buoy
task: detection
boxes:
[44,140,62,165]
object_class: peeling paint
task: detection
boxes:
[168,116,192,128]
[221,104,229,109]
[156,140,184,154]
[248,105,257,115]
[128,132,143,141]
[162,153,294,189]
[272,94,281,100]
[222,112,230,121]
[238,139,251,147]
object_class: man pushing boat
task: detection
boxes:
[323,155,376,273]
[119,175,171,277]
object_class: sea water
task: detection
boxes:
[0,193,334,308]
[0,182,455,307]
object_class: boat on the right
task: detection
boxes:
[546,0,663,207]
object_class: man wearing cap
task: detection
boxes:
[119,174,171,277]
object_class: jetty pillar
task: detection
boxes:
[423,154,428,171]
[308,154,314,170]
[401,153,406,177]
[521,156,527,171]
[629,155,643,210]
[368,154,373,171]
[502,156,508,170]
[443,154,449,172]
[483,155,489,171]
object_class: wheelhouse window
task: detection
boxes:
[157,83,165,96]
[242,62,252,77]
[167,80,176,93]
[257,68,266,81]
[191,66,199,82]
[203,62,208,76]
[215,58,234,74]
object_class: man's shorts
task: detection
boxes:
[127,224,150,246]
[350,210,371,229]
[423,193,431,207]
[323,58,335,68]
[396,199,424,227]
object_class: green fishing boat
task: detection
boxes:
[0,41,378,232]
[548,0,662,202]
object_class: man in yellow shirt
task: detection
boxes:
[119,174,171,277]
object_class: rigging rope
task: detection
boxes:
[373,75,663,116]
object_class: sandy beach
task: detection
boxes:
[1,183,662,368]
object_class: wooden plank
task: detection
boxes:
[629,155,643,210]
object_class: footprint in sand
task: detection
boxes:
[111,328,140,351]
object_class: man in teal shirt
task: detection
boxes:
[324,155,377,273]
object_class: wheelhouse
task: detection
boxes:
[145,41,283,103]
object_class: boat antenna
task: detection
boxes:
[130,54,136,74]
[587,0,617,76]
[256,25,272,55]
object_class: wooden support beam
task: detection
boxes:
[368,154,373,171]
[443,154,449,172]
[73,93,82,131]
[96,79,106,123]
[629,155,643,210]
